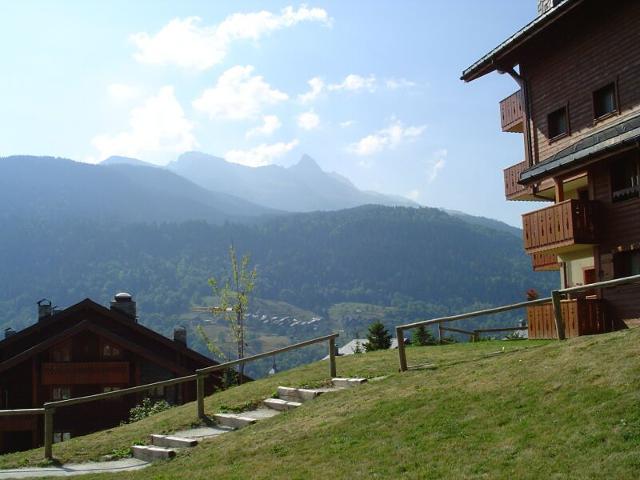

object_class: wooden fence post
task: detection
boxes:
[328,337,337,378]
[43,407,54,460]
[437,323,443,344]
[552,290,566,340]
[196,374,205,419]
[396,327,407,372]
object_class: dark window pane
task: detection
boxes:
[548,107,568,139]
[594,83,617,118]
[611,155,640,202]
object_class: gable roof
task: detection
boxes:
[461,0,583,82]
[0,298,215,370]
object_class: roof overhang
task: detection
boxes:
[460,0,584,82]
[520,113,640,184]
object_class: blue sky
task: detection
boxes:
[0,1,538,226]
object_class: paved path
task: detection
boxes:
[0,458,149,479]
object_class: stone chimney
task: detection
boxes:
[173,326,187,346]
[37,299,53,322]
[110,292,137,321]
[538,0,562,15]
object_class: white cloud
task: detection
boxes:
[193,65,288,120]
[245,115,282,138]
[298,77,325,103]
[385,78,417,90]
[225,140,299,167]
[107,83,141,102]
[348,120,426,156]
[91,86,196,163]
[297,110,320,130]
[328,74,376,92]
[339,120,355,128]
[427,148,447,182]
[131,7,331,70]
[406,189,421,201]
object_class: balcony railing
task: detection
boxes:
[522,199,599,254]
[531,252,560,271]
[500,90,524,133]
[527,297,608,339]
[42,362,130,385]
[504,160,532,200]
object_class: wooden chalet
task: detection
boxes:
[462,0,640,338]
[0,294,219,453]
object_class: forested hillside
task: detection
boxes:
[0,206,554,344]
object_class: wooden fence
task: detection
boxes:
[396,273,640,372]
[0,333,338,459]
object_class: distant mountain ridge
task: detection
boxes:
[166,151,419,212]
[0,156,276,224]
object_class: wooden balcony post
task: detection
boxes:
[43,406,54,460]
[552,290,566,340]
[554,177,564,203]
[196,374,205,419]
[328,336,337,378]
[396,327,407,372]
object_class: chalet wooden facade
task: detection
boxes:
[462,0,640,338]
[0,294,219,454]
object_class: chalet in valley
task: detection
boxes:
[0,293,219,453]
[462,0,640,337]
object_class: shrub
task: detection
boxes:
[412,325,437,346]
[365,321,392,351]
[126,398,172,424]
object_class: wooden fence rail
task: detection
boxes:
[7,332,341,459]
[396,273,640,372]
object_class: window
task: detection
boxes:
[102,342,122,359]
[51,341,71,362]
[614,251,640,278]
[611,155,640,202]
[53,432,71,443]
[593,83,617,119]
[52,386,71,401]
[548,106,569,139]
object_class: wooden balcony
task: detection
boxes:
[522,199,599,254]
[500,90,524,133]
[531,252,560,271]
[527,298,609,339]
[42,362,129,385]
[504,161,533,200]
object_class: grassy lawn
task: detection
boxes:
[2,330,640,479]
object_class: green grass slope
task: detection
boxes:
[2,329,640,479]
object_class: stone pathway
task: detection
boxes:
[0,378,367,479]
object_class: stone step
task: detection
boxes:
[149,434,198,448]
[332,377,368,388]
[214,413,257,429]
[277,386,323,403]
[131,445,176,462]
[263,397,302,411]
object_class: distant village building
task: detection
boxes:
[0,294,219,454]
[462,0,640,337]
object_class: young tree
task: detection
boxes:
[365,321,392,351]
[412,325,436,346]
[200,245,257,384]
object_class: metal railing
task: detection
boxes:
[1,333,338,459]
[396,273,640,372]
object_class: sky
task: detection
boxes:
[0,1,539,226]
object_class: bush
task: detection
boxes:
[412,325,436,346]
[365,321,392,351]
[126,398,172,424]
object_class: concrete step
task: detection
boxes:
[214,413,257,429]
[277,386,323,403]
[149,434,198,448]
[263,397,302,411]
[131,445,176,462]
[332,377,368,388]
